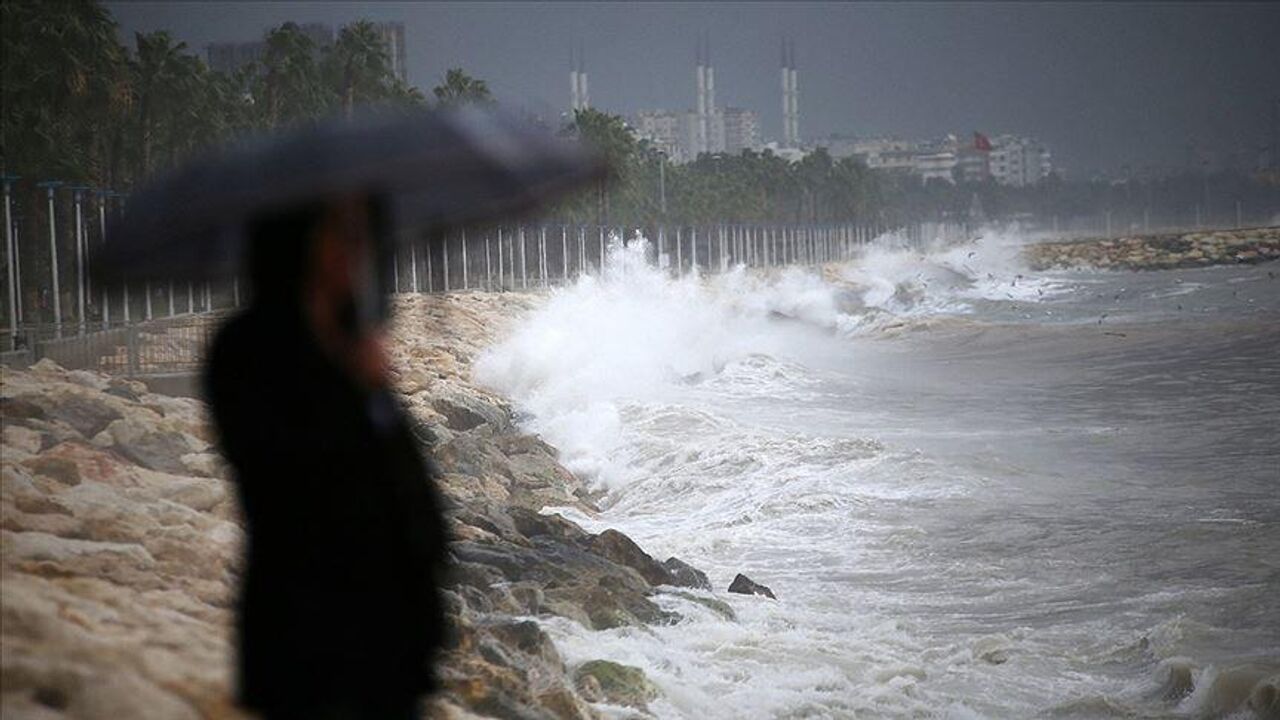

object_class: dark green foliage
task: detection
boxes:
[1,0,427,189]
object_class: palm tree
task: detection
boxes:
[1,0,128,184]
[327,21,394,118]
[431,68,492,107]
[259,22,329,126]
[132,31,190,176]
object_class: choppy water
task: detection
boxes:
[475,230,1280,719]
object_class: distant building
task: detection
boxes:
[955,147,990,183]
[915,151,958,184]
[634,110,685,160]
[206,40,265,75]
[989,135,1052,186]
[721,107,759,154]
[374,22,408,84]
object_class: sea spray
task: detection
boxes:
[474,229,1278,718]
[475,233,869,487]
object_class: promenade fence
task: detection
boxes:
[3,216,971,371]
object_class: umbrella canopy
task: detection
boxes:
[93,106,604,281]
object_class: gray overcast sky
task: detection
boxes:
[107,1,1280,177]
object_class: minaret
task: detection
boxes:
[780,38,791,147]
[570,44,589,113]
[705,33,717,153]
[695,36,707,156]
[788,41,799,146]
[578,44,589,110]
[569,46,580,113]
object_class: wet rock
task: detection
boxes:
[667,590,736,621]
[433,389,509,433]
[1026,227,1279,272]
[585,529,672,587]
[663,556,712,589]
[728,573,777,599]
[572,660,659,709]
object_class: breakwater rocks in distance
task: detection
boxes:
[1,292,733,720]
[1024,227,1280,272]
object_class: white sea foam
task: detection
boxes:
[471,228,1277,718]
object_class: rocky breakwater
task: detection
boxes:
[1025,227,1280,271]
[2,291,739,720]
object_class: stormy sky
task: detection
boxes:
[107,1,1280,178]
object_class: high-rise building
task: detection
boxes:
[373,22,408,84]
[722,108,760,154]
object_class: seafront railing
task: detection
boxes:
[2,192,968,366]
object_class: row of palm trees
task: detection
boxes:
[1,0,491,193]
[556,109,885,227]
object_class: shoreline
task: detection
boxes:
[1,291,730,719]
[1023,226,1280,271]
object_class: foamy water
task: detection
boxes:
[475,229,1280,719]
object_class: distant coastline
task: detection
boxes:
[1025,227,1280,271]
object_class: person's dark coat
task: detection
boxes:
[204,301,449,714]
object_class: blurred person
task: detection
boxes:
[204,194,448,720]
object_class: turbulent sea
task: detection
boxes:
[475,229,1280,719]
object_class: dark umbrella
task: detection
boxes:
[92,106,604,282]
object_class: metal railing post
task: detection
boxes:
[426,240,433,293]
[496,227,504,290]
[71,188,87,334]
[442,233,450,292]
[461,229,469,290]
[97,192,108,329]
[520,226,528,289]
[485,230,493,290]
[410,242,418,292]
[539,226,547,287]
[597,226,605,274]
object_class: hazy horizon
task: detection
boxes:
[106,1,1280,177]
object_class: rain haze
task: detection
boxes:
[106,1,1280,176]
[3,2,1280,719]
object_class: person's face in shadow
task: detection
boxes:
[305,195,390,389]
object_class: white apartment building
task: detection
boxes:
[989,135,1052,186]
[915,151,958,184]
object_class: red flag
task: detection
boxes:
[974,132,992,152]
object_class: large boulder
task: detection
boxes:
[572,660,659,709]
[663,556,711,590]
[728,573,776,599]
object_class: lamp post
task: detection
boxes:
[36,181,64,337]
[3,174,19,347]
[68,186,92,333]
